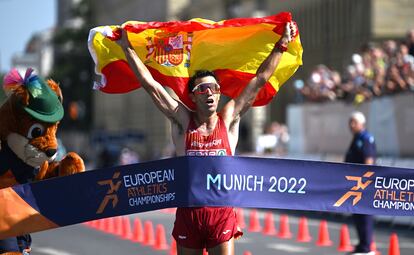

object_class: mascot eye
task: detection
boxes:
[27,124,45,139]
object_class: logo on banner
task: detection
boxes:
[334,171,374,207]
[145,32,193,67]
[96,171,121,214]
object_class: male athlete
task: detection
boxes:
[117,21,297,255]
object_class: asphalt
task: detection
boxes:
[30,208,414,255]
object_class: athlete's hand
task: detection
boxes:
[115,27,132,49]
[279,21,298,46]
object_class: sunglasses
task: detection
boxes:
[192,82,221,94]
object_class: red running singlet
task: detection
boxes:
[185,114,233,156]
[172,114,242,249]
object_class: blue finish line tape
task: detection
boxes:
[1,156,413,239]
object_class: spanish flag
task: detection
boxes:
[88,12,303,108]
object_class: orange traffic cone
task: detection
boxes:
[277,214,292,239]
[316,220,333,246]
[131,217,144,243]
[143,221,155,246]
[86,219,95,229]
[262,212,277,235]
[388,233,400,255]
[236,208,246,229]
[337,224,353,252]
[154,224,169,250]
[98,219,107,231]
[115,216,124,236]
[105,217,115,234]
[296,216,312,242]
[169,238,177,255]
[371,239,381,255]
[99,218,106,231]
[122,216,133,240]
[248,209,262,232]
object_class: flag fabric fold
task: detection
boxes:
[88,12,303,109]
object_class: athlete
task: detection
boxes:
[116,21,297,255]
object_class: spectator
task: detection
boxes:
[274,123,290,155]
[97,145,120,168]
[256,122,278,155]
[383,40,398,64]
[118,147,139,165]
[369,46,386,96]
[256,122,289,156]
[386,42,413,93]
[406,29,414,56]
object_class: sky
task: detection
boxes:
[0,0,56,73]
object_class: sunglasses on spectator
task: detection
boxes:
[192,82,221,94]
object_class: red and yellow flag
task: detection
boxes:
[88,12,303,108]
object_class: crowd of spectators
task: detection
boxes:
[296,29,414,104]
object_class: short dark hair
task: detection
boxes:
[188,70,218,93]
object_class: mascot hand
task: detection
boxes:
[35,152,85,181]
[58,152,85,176]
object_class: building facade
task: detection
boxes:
[11,30,54,77]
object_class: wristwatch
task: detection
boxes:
[275,42,288,52]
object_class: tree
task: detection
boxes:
[0,72,5,104]
[51,0,93,130]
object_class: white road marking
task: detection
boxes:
[33,247,77,255]
[267,243,310,253]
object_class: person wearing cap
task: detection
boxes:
[116,22,297,255]
[345,111,376,255]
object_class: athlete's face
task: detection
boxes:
[190,76,221,114]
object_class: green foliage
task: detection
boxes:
[50,0,93,130]
[0,72,5,104]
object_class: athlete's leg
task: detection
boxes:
[207,238,234,255]
[177,244,203,255]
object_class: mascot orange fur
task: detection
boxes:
[0,68,85,255]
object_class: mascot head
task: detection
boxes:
[0,68,64,167]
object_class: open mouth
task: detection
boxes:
[206,98,214,104]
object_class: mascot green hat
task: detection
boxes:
[24,76,64,123]
[4,68,64,123]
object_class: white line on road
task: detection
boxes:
[33,247,78,255]
[267,243,310,253]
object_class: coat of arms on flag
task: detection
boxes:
[145,32,193,67]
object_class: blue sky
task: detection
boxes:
[0,0,56,73]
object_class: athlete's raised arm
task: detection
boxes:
[221,22,297,127]
[116,28,189,126]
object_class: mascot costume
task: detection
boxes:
[0,68,85,254]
